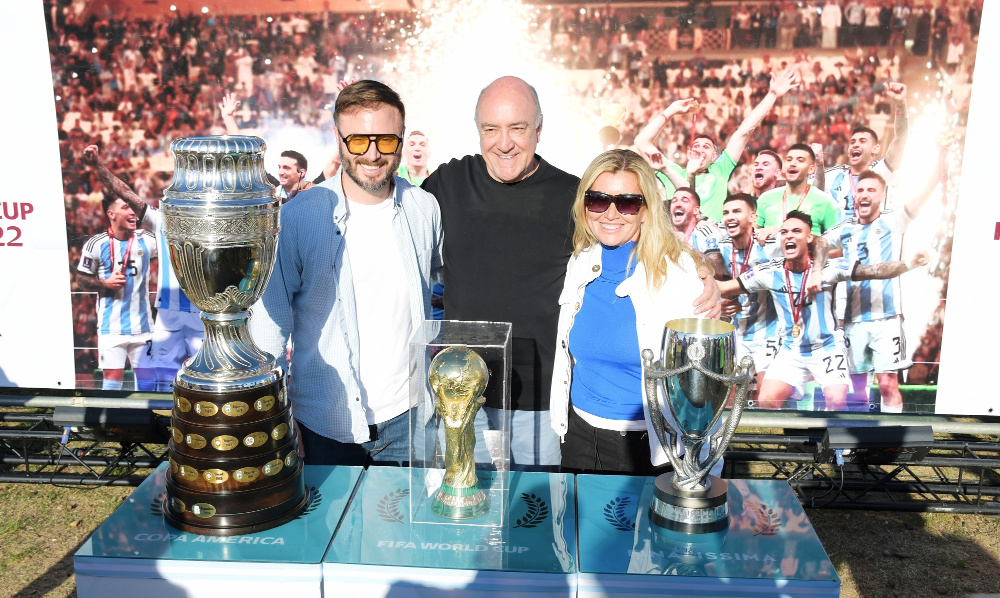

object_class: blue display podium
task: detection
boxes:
[75,465,838,597]
[575,475,840,597]
[324,466,577,596]
[74,463,362,598]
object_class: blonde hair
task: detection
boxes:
[571,149,706,290]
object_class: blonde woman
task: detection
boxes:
[550,149,717,474]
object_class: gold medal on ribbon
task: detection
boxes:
[783,259,811,342]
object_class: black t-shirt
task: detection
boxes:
[423,155,578,411]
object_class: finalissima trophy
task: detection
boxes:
[641,318,754,534]
[161,136,308,535]
[428,346,490,519]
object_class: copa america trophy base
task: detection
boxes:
[428,346,490,520]
[642,318,754,534]
[162,136,308,536]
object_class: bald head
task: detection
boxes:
[475,76,542,128]
[475,76,544,183]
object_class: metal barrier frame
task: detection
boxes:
[3,393,1000,514]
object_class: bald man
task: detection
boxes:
[423,76,721,470]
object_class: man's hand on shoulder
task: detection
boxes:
[806,270,823,298]
[756,226,778,245]
[693,264,723,318]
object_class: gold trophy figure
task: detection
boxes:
[428,346,490,519]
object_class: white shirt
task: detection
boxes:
[344,195,413,425]
[248,172,442,443]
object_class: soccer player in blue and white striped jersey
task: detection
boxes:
[718,194,781,393]
[84,144,204,391]
[141,208,204,389]
[718,211,926,411]
[823,169,938,412]
[670,187,727,277]
[77,195,157,391]
[817,83,907,220]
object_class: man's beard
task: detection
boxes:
[343,154,401,193]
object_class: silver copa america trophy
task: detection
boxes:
[641,318,754,534]
[161,136,308,536]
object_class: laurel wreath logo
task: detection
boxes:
[603,496,636,531]
[300,486,322,516]
[377,488,410,523]
[751,503,781,536]
[150,493,165,517]
[513,492,549,528]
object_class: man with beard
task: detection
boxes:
[273,150,311,201]
[752,149,783,195]
[823,170,938,412]
[635,67,800,222]
[219,92,314,201]
[397,130,432,185]
[423,76,723,471]
[718,194,780,395]
[719,211,927,410]
[77,195,157,391]
[819,83,908,221]
[250,80,443,466]
[756,144,840,240]
[670,187,726,275]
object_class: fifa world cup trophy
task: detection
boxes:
[641,318,754,534]
[161,136,308,535]
[428,346,490,519]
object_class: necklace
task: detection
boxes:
[783,257,811,338]
[108,228,135,275]
[781,183,811,223]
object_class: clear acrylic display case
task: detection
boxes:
[408,320,512,527]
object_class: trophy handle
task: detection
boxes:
[642,348,710,475]
[642,349,685,473]
[689,356,756,482]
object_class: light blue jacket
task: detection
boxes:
[249,172,443,442]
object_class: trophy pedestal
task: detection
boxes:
[577,474,840,597]
[74,463,362,598]
[324,466,577,596]
[431,482,489,519]
[648,473,729,534]
[164,374,310,535]
[163,462,309,536]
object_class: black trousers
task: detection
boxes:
[560,407,668,476]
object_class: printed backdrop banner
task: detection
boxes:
[1,0,996,417]
[0,2,76,388]
[934,3,1000,416]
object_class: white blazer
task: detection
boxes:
[549,244,712,467]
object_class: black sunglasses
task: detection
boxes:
[340,134,403,155]
[584,190,646,215]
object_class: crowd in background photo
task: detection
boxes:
[45,0,976,393]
